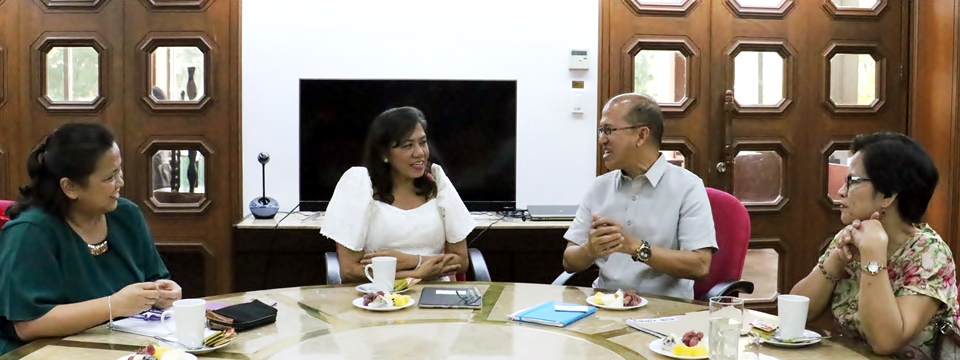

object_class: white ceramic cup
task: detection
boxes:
[161,299,207,349]
[778,294,810,340]
[364,256,397,293]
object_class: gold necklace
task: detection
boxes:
[67,217,109,256]
[87,240,109,256]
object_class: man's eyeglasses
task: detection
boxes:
[598,125,645,137]
[845,175,871,190]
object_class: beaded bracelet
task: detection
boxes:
[818,261,840,283]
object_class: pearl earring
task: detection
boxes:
[383,158,388,163]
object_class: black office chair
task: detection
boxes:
[323,248,492,284]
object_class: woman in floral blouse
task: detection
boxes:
[792,132,958,359]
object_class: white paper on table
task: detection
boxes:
[629,316,679,323]
[110,316,217,343]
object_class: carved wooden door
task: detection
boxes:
[0,0,240,297]
[601,0,907,314]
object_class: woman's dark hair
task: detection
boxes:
[362,106,438,204]
[6,122,116,220]
[851,132,938,224]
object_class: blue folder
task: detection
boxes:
[508,301,596,327]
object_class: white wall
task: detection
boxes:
[242,0,600,215]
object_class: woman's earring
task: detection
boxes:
[383,158,388,163]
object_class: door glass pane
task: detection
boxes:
[831,0,879,8]
[45,47,99,102]
[827,150,851,203]
[150,46,205,101]
[740,248,779,301]
[733,51,784,106]
[151,149,207,204]
[734,0,785,8]
[830,53,877,106]
[733,150,783,204]
[635,50,687,103]
[660,150,686,168]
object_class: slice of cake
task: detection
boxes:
[661,333,679,351]
[368,293,394,308]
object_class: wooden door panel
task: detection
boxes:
[602,0,714,181]
[0,0,18,200]
[602,0,908,311]
[123,0,236,296]
[19,0,126,153]
[1,0,239,297]
[712,0,907,309]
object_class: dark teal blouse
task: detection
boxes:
[0,198,170,354]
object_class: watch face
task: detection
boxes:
[867,262,880,273]
[639,247,651,261]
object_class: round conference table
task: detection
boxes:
[1,282,885,359]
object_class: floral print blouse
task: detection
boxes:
[819,224,959,359]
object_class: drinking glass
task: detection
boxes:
[709,296,744,360]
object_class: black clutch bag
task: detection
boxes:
[206,299,277,332]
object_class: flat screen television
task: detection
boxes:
[299,79,517,212]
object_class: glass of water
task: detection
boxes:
[709,296,744,360]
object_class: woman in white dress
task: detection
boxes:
[320,106,476,283]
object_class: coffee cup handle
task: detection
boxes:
[160,309,175,334]
[364,264,376,283]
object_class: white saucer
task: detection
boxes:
[647,338,708,360]
[157,339,233,354]
[352,296,416,311]
[117,353,198,360]
[762,329,823,347]
[356,283,410,294]
[586,296,647,310]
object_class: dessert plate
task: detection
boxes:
[156,339,233,354]
[762,329,823,347]
[647,338,708,360]
[117,353,199,360]
[352,297,416,311]
[586,296,647,310]
[356,283,410,294]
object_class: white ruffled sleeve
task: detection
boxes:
[433,164,475,243]
[319,167,374,252]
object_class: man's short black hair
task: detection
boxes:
[623,99,663,145]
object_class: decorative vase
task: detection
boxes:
[187,150,199,193]
[186,66,198,100]
[170,150,181,192]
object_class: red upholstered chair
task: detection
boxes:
[694,187,754,301]
[553,188,755,301]
[0,200,13,229]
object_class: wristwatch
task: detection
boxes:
[861,261,887,275]
[632,240,652,263]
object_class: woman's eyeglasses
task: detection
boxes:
[845,175,871,190]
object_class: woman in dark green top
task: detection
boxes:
[0,122,183,355]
